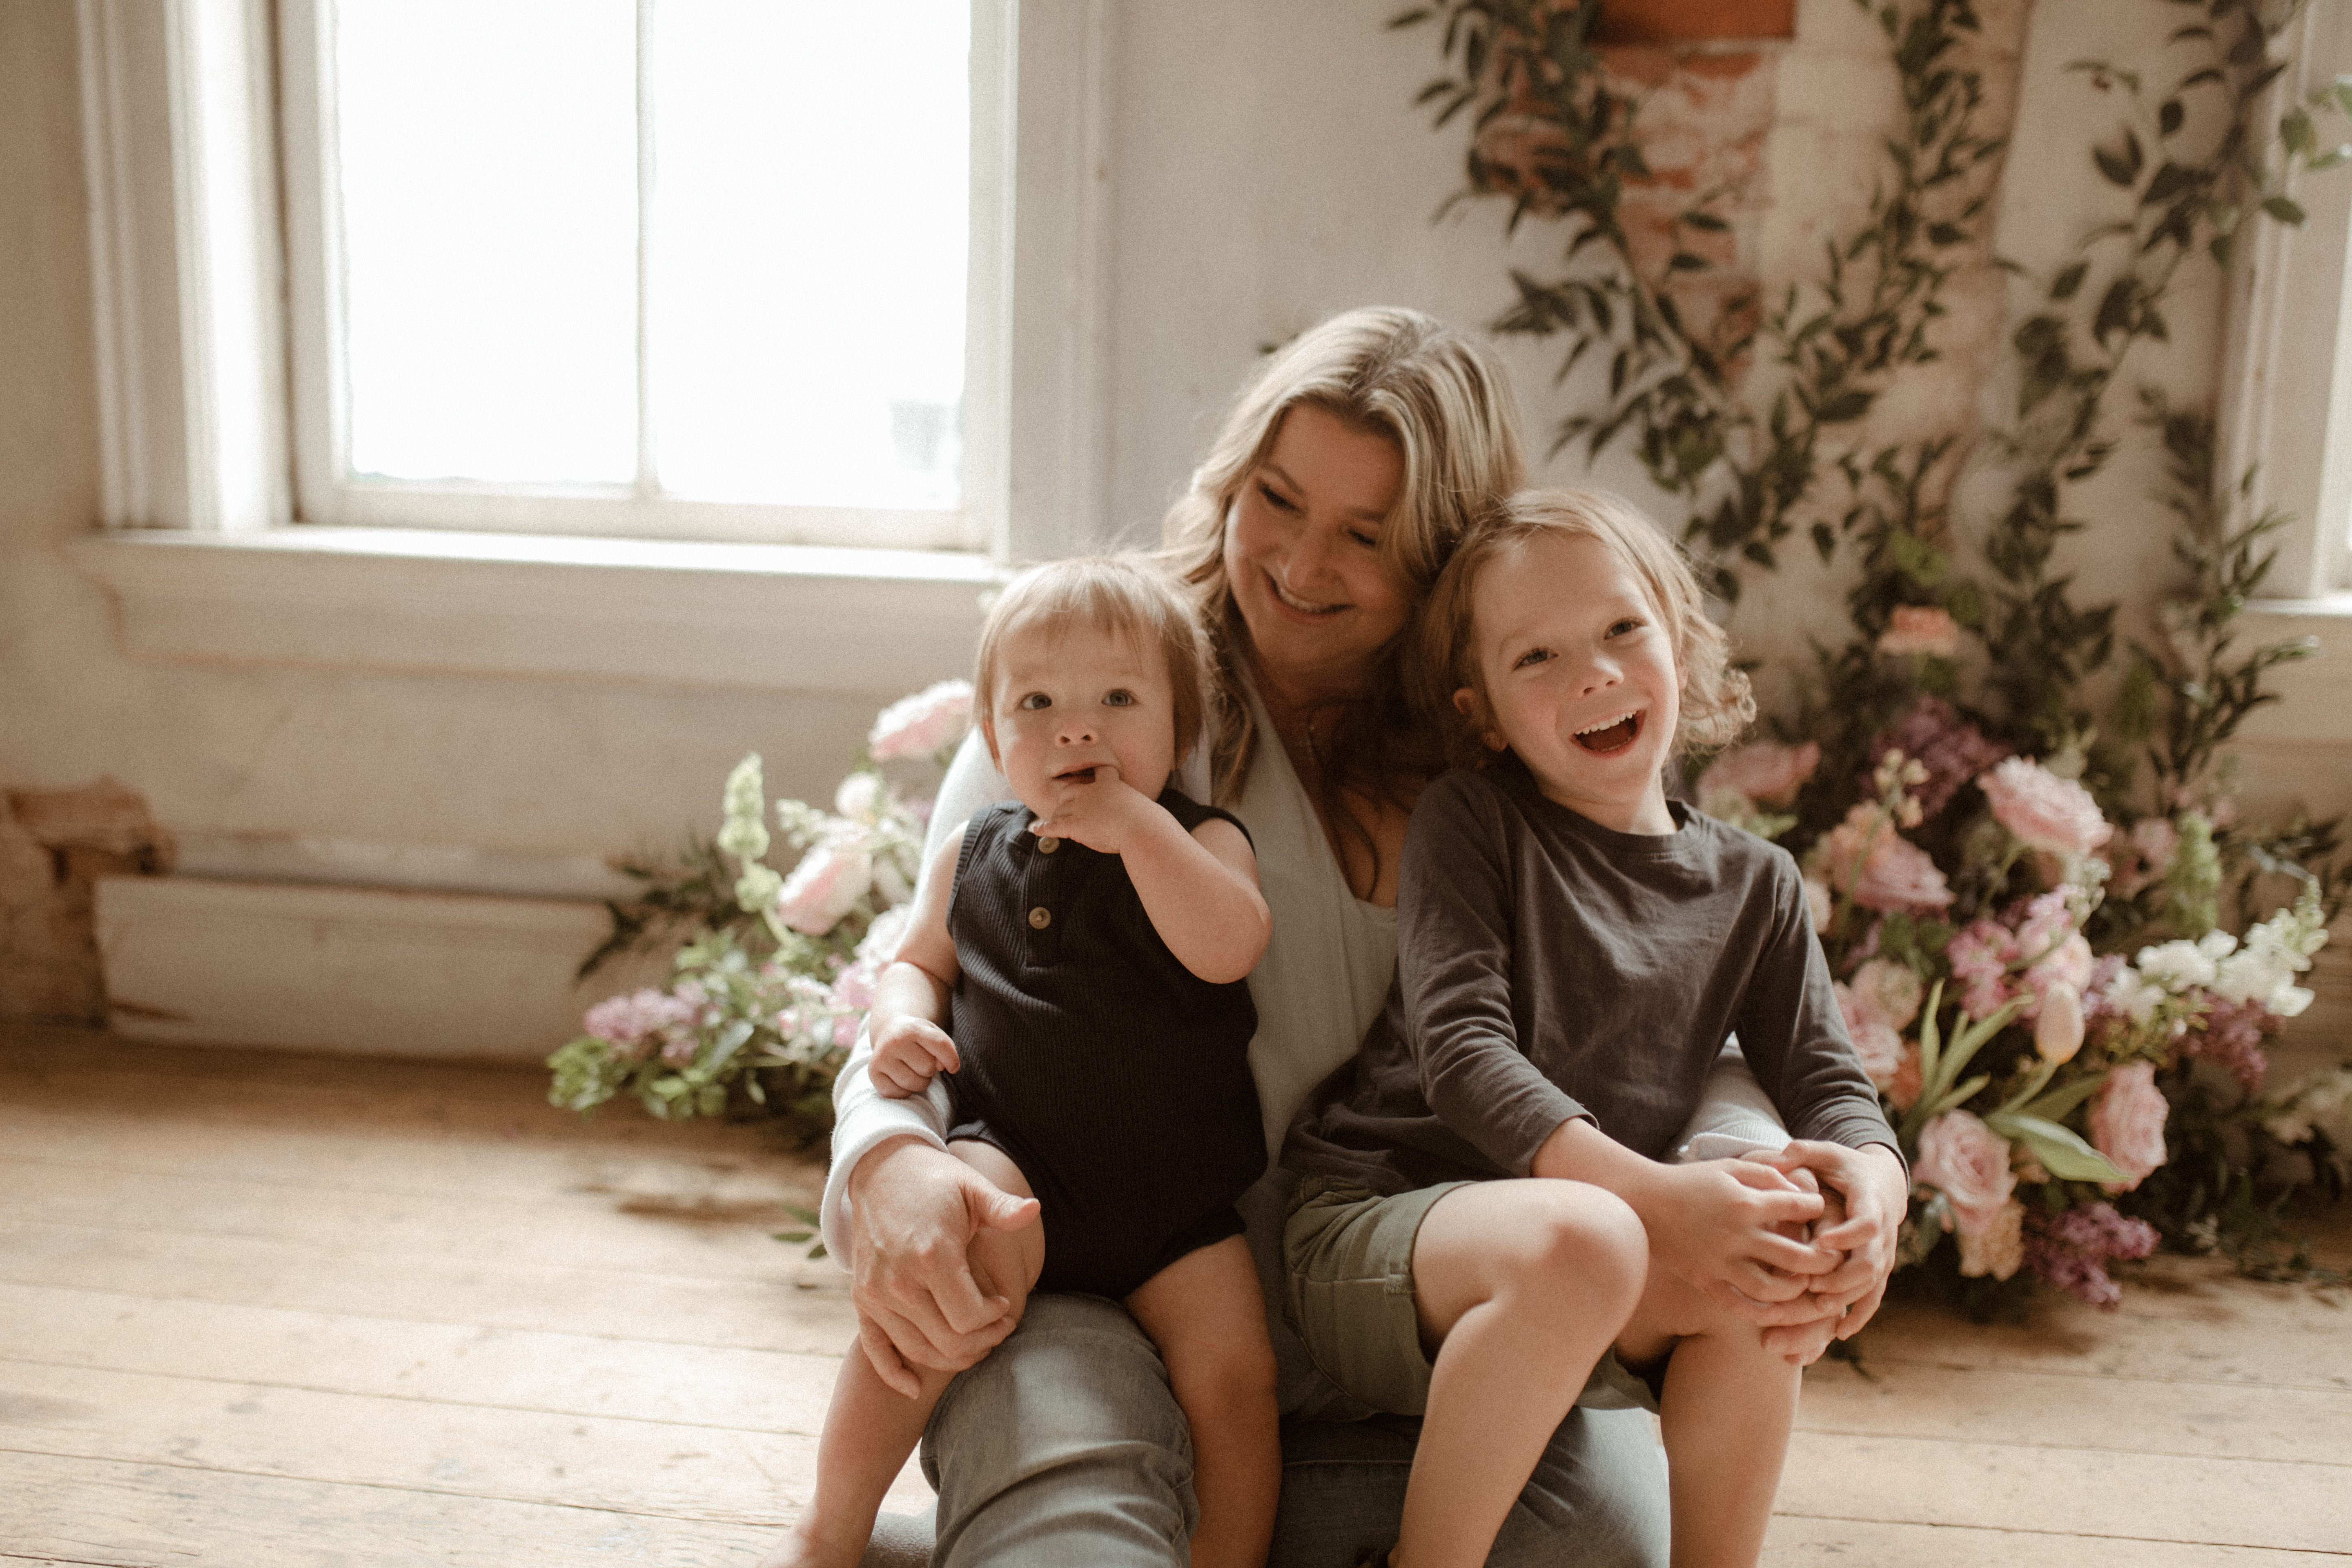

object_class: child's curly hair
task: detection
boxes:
[1413,488,1754,773]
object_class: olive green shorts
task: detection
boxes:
[1281,1175,1660,1418]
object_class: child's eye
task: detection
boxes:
[1018,692,1052,711]
[1104,688,1136,708]
[1512,647,1553,670]
[1608,617,1646,638]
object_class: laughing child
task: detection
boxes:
[1281,490,1907,1568]
[767,556,1279,1568]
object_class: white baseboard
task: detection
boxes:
[94,876,669,1061]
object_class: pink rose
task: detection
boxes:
[868,679,975,761]
[1697,739,1821,808]
[1978,757,2114,858]
[1957,1197,2025,1280]
[1878,605,1961,658]
[1915,1109,2017,1233]
[1849,957,1923,1031]
[1821,805,1954,915]
[1887,1040,1923,1112]
[1835,979,1906,1083]
[775,839,873,935]
[1804,875,1833,934]
[2090,1059,2169,1192]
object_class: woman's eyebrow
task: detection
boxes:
[1258,461,1386,523]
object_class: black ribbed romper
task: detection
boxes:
[943,789,1265,1300]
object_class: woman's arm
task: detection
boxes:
[820,729,1036,1393]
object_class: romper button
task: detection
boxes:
[1028,906,1051,929]
[1038,837,1060,853]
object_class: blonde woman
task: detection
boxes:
[799,310,1840,1568]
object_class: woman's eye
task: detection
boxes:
[1256,482,1298,512]
[1018,693,1051,711]
[1348,528,1380,549]
[1104,688,1136,708]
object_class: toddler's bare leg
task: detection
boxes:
[1125,1235,1279,1568]
[1397,1180,1650,1568]
[1617,1265,1802,1568]
[760,1142,1042,1568]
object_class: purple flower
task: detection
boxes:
[1866,697,2011,820]
[2023,1203,2160,1309]
[2177,996,2271,1093]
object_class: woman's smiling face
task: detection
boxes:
[1222,403,1410,699]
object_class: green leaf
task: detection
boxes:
[2140,162,2200,206]
[2093,131,2143,187]
[2049,261,2089,301]
[2158,99,2184,137]
[1984,1112,2129,1183]
[2283,107,2316,158]
[1817,390,1875,423]
[2263,194,2308,225]
[2018,1070,2109,1125]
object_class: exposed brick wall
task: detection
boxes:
[0,780,172,1025]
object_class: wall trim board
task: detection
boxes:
[67,527,998,695]
[94,875,666,1062]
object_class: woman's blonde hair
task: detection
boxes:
[972,555,1212,773]
[1158,307,1526,839]
[1417,488,1754,773]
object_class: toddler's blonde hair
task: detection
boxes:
[1416,488,1753,772]
[973,556,1212,772]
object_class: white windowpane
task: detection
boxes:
[334,0,638,483]
[646,0,969,508]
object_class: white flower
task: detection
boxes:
[2100,964,2165,1025]
[2136,939,2217,992]
[869,679,975,761]
[834,771,885,822]
[775,840,873,935]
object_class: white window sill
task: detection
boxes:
[2237,595,2352,748]
[68,526,1001,695]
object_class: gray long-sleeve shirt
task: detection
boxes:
[1283,762,1897,1195]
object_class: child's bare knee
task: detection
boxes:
[1515,1188,1646,1312]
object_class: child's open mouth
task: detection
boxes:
[1573,713,1643,755]
[1054,765,1100,784]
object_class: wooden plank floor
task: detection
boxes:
[3,1023,2347,1566]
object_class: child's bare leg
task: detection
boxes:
[1396,1180,1650,1568]
[1125,1235,1279,1568]
[1617,1265,1802,1568]
[761,1142,1042,1568]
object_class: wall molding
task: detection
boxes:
[68,527,1000,695]
[96,875,666,1061]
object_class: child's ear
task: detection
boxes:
[979,715,1002,771]
[1453,687,1509,754]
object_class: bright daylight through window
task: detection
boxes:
[303,0,971,545]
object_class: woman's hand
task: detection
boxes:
[846,1136,1040,1396]
[1755,1140,1908,1339]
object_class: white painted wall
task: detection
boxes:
[1,0,2343,1060]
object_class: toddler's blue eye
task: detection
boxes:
[1105,689,1136,707]
[1019,692,1051,710]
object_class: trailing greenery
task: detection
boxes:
[1399,0,2352,1294]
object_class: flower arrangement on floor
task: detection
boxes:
[546,681,971,1127]
[1698,730,2341,1310]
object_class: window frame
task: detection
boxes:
[78,0,1112,572]
[274,0,991,552]
[2217,0,2352,602]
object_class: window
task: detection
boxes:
[280,0,978,549]
[80,0,1112,568]
[2219,0,2352,599]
